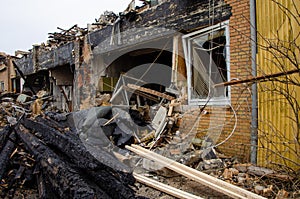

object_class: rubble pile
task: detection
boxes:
[47,24,87,48]
[196,158,299,198]
[103,75,300,198]
[93,75,300,198]
[0,95,140,198]
[0,79,299,198]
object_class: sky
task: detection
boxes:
[0,0,133,55]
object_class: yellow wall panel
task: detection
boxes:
[256,0,300,171]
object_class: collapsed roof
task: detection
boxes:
[14,0,232,76]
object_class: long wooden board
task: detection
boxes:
[126,145,266,199]
[134,173,203,199]
[127,84,175,101]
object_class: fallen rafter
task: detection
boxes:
[127,84,175,101]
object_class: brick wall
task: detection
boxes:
[180,0,253,162]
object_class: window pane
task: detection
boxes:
[191,28,228,99]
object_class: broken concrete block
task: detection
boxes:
[248,165,274,176]
[202,159,224,170]
[6,116,17,126]
[234,163,251,173]
[82,106,112,131]
[254,185,265,194]
[229,168,239,175]
[222,168,232,180]
[237,176,246,184]
[16,94,31,104]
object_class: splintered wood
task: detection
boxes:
[127,84,175,101]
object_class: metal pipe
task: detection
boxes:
[250,0,258,164]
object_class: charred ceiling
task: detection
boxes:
[15,42,75,76]
[89,0,232,53]
[14,0,231,76]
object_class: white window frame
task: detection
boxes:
[182,21,231,106]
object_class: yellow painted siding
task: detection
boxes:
[256,0,300,170]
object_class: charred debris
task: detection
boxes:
[0,80,296,198]
[0,96,138,198]
[1,0,298,198]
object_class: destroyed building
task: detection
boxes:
[13,0,299,174]
[14,0,254,162]
[1,0,299,198]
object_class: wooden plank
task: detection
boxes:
[172,34,187,82]
[127,84,175,101]
[0,132,16,181]
[214,68,300,87]
[123,85,160,102]
[134,173,203,199]
[168,100,176,116]
[126,145,267,199]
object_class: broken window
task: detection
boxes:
[183,21,230,105]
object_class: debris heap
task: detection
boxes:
[0,96,139,198]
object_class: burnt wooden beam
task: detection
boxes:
[20,117,137,197]
[0,125,12,151]
[20,117,131,173]
[0,132,16,181]
[36,172,48,199]
[34,116,67,133]
[35,116,85,150]
[15,126,110,199]
[56,24,78,35]
[88,170,136,199]
[21,117,100,170]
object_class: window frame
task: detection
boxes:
[182,21,231,106]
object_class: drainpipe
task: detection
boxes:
[250,0,258,164]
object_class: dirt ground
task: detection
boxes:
[134,173,231,198]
